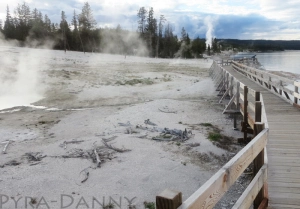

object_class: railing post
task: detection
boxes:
[234,82,240,129]
[253,92,267,209]
[225,73,229,90]
[230,76,234,97]
[156,189,182,209]
[279,80,283,96]
[255,92,261,122]
[243,86,248,141]
[295,86,299,104]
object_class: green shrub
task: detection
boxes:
[208,132,222,141]
[144,202,155,209]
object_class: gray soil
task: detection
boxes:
[0,48,249,209]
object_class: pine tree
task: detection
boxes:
[137,7,147,34]
[146,7,157,57]
[212,38,219,53]
[78,2,97,52]
[44,14,52,35]
[14,2,31,41]
[78,2,96,30]
[30,8,45,40]
[156,15,166,57]
[60,11,68,52]
[191,37,206,58]
[3,5,15,39]
[181,27,187,42]
[71,10,83,51]
[162,23,180,58]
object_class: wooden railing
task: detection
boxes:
[156,61,269,209]
[231,61,300,108]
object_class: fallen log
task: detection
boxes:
[158,108,177,114]
[118,121,131,127]
[61,140,84,149]
[102,136,118,142]
[81,171,89,183]
[152,136,176,141]
[2,141,10,154]
[94,149,101,168]
[144,119,157,126]
[102,140,131,153]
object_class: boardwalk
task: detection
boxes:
[222,65,300,209]
[156,61,300,209]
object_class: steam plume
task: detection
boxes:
[0,32,48,110]
[204,16,216,47]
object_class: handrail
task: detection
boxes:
[232,61,295,85]
[179,129,268,209]
[231,61,300,107]
[156,61,269,209]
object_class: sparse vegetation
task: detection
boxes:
[103,203,115,209]
[115,78,154,86]
[208,132,222,141]
[144,202,155,209]
[200,123,213,127]
[162,74,172,82]
[30,197,37,205]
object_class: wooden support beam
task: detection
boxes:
[248,102,255,112]
[156,189,182,209]
[232,165,267,209]
[255,91,260,102]
[243,86,248,142]
[294,86,299,104]
[257,198,268,209]
[283,91,291,100]
[219,85,232,103]
[217,82,226,96]
[222,93,237,114]
[226,73,229,90]
[215,78,223,90]
[279,81,283,95]
[272,86,278,94]
[253,122,267,209]
[230,76,234,97]
[236,82,240,111]
[255,102,262,123]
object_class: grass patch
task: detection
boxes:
[116,78,154,86]
[144,202,155,209]
[208,132,222,142]
[200,123,213,127]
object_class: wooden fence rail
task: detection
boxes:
[231,61,300,108]
[156,61,269,209]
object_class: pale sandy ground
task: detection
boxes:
[0,47,244,209]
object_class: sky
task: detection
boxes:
[1,0,300,40]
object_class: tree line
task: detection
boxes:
[0,2,209,58]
